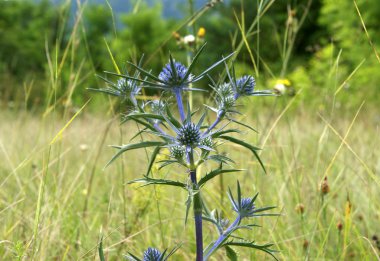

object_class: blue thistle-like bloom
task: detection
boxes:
[235,75,256,97]
[158,62,192,89]
[143,247,162,261]
[177,122,201,147]
[233,197,256,218]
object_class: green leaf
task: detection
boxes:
[193,52,236,82]
[127,176,187,189]
[225,246,238,261]
[165,105,182,128]
[185,190,193,225]
[105,141,166,168]
[145,147,161,176]
[158,160,180,169]
[207,154,235,164]
[219,136,266,174]
[211,129,242,138]
[122,113,165,124]
[125,117,156,132]
[198,168,244,187]
[186,100,192,123]
[229,118,258,133]
[197,111,207,129]
[126,62,164,84]
[126,252,142,261]
[98,237,105,261]
[253,206,278,214]
[222,241,278,261]
[87,87,121,97]
[181,42,207,84]
[103,70,164,88]
[169,52,179,81]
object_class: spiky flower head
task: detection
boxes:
[143,247,162,261]
[150,100,166,115]
[218,83,234,97]
[177,122,201,147]
[170,146,185,160]
[235,75,256,97]
[116,78,140,96]
[158,62,192,88]
[219,95,236,110]
[233,197,256,218]
[199,136,213,149]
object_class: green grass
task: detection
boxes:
[1,96,379,260]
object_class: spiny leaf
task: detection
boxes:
[229,118,258,133]
[122,113,165,124]
[106,141,166,168]
[165,105,182,128]
[198,168,244,187]
[193,52,235,82]
[127,176,187,189]
[211,129,242,138]
[222,241,278,261]
[225,246,238,261]
[145,146,161,176]
[219,135,266,173]
[207,154,235,165]
[182,42,207,84]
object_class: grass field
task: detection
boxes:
[1,95,379,260]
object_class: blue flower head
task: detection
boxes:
[143,247,162,261]
[158,61,192,89]
[232,198,256,218]
[177,122,201,147]
[235,75,256,97]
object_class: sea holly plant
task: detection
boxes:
[91,43,278,260]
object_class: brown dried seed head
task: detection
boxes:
[303,240,309,250]
[337,221,343,231]
[320,176,330,195]
[295,203,305,214]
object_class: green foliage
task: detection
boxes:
[113,4,175,67]
[0,0,58,76]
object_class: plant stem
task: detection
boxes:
[204,216,242,260]
[175,89,186,122]
[191,170,203,261]
[202,112,224,137]
[188,149,203,261]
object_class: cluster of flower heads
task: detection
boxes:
[214,75,256,115]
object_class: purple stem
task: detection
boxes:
[202,114,222,138]
[174,89,186,122]
[187,149,203,261]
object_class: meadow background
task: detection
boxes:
[1,0,380,260]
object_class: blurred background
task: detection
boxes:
[1,0,379,111]
[0,0,379,260]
